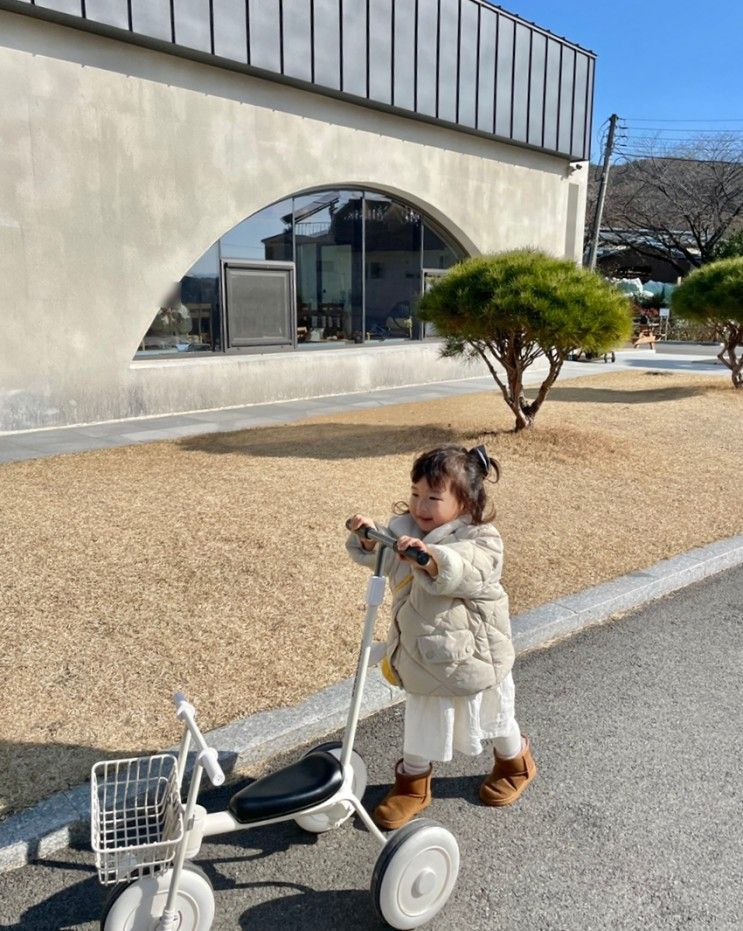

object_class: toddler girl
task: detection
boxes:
[347,444,536,830]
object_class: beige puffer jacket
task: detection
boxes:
[346,513,514,697]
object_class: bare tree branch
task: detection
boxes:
[589,133,743,271]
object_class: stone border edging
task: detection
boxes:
[512,534,743,653]
[1,532,741,873]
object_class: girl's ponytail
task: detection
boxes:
[467,445,500,485]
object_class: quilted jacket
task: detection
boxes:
[346,513,514,697]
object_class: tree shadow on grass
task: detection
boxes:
[178,423,460,460]
[526,381,706,405]
[622,357,724,375]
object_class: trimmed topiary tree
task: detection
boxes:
[418,250,632,430]
[671,257,743,389]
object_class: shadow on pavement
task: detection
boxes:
[236,882,381,930]
[6,773,488,929]
[5,819,350,929]
[4,860,102,930]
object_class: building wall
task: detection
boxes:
[0,10,588,432]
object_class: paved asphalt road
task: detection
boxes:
[2,566,741,931]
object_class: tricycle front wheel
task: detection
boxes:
[101,861,214,931]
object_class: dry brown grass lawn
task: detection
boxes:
[1,369,741,817]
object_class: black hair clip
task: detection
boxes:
[468,445,501,483]
[469,445,491,475]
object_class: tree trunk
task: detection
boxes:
[522,353,564,421]
[717,325,742,389]
[502,350,534,431]
[500,353,568,430]
[511,401,533,431]
[469,339,567,430]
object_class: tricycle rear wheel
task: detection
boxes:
[371,819,459,929]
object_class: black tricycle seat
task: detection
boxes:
[229,750,344,824]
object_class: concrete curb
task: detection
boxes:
[1,533,741,874]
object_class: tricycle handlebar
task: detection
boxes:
[345,519,430,566]
[172,693,225,787]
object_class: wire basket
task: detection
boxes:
[91,753,184,885]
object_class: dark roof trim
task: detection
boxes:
[2,0,595,160]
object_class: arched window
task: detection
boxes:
[137,189,464,356]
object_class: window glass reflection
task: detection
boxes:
[293,191,364,345]
[138,245,221,355]
[221,199,293,262]
[136,188,464,357]
[423,225,460,270]
[364,194,422,341]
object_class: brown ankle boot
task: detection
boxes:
[373,760,432,830]
[479,736,537,807]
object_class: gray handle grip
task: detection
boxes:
[346,519,430,566]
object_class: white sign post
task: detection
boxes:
[659,307,670,340]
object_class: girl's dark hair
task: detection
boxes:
[395,444,501,524]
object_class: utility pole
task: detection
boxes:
[587,113,619,270]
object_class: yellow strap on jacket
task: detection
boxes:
[380,656,401,688]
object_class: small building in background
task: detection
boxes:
[595,230,698,284]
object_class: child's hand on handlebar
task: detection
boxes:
[395,535,438,576]
[348,514,377,551]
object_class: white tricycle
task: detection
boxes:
[90,525,460,930]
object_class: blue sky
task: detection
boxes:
[497,0,743,161]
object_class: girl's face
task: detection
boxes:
[409,477,465,532]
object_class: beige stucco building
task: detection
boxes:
[0,1,594,432]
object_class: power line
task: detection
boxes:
[614,152,741,162]
[615,137,743,147]
[613,118,743,160]
[622,117,743,123]
[621,128,743,136]
[616,141,743,149]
